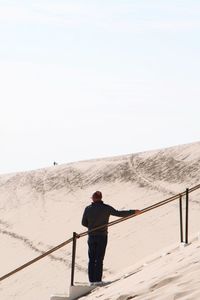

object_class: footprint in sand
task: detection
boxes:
[150,275,180,291]
[174,290,191,299]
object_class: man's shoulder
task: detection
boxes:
[102,203,112,209]
[84,204,93,210]
[99,203,113,212]
[84,202,111,210]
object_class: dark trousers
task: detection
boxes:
[88,235,108,282]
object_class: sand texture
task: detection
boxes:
[0,141,200,299]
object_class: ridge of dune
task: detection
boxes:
[0,141,200,300]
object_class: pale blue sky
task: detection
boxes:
[0,0,200,174]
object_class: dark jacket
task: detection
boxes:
[82,201,135,235]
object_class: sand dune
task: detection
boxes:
[82,237,200,300]
[0,141,200,299]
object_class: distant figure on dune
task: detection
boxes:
[81,191,141,286]
[53,161,58,166]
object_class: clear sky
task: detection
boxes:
[0,0,200,174]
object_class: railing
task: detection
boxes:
[0,184,200,285]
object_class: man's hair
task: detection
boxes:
[92,191,102,201]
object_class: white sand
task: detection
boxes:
[0,141,200,299]
[82,237,200,300]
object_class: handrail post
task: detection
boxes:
[179,194,183,243]
[185,188,189,244]
[71,232,77,286]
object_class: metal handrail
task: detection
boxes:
[78,183,200,238]
[0,183,200,283]
[0,237,73,282]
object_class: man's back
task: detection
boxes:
[82,201,135,235]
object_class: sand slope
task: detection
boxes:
[83,237,200,300]
[0,141,200,299]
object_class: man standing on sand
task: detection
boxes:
[81,191,141,286]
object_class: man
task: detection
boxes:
[81,191,141,285]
